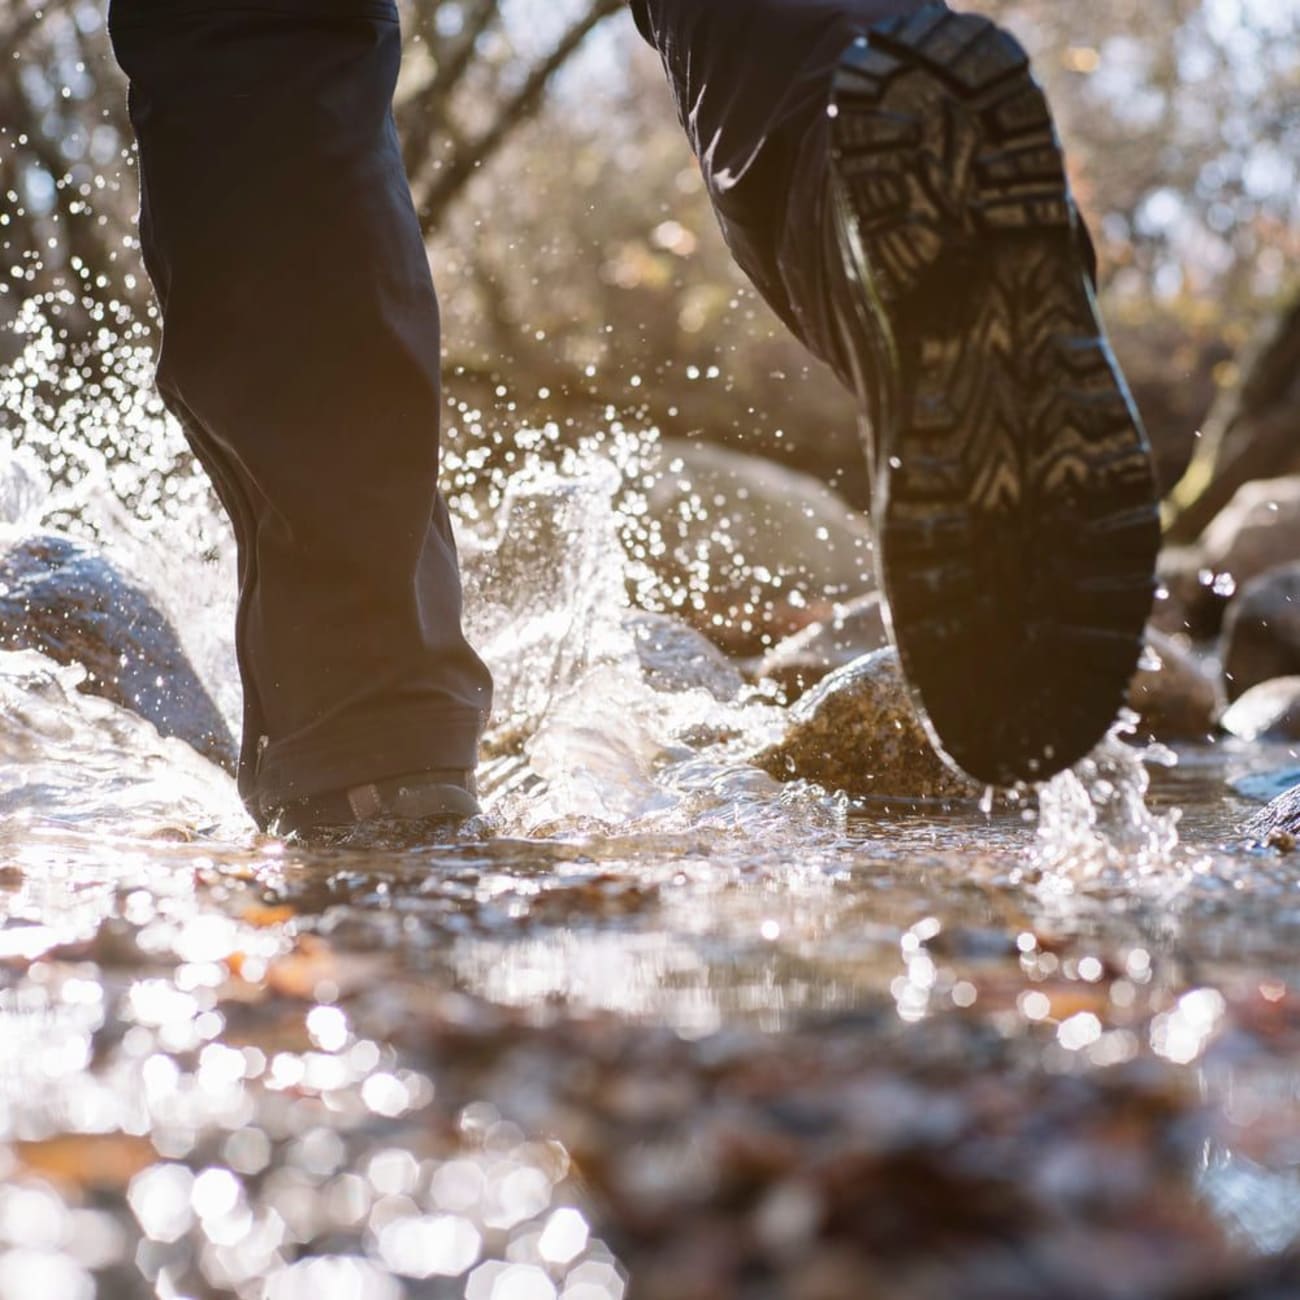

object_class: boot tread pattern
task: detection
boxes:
[828,4,1160,784]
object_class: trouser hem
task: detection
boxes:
[252,704,486,819]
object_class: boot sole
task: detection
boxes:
[827,5,1160,786]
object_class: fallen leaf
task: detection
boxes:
[14,1133,156,1190]
[264,934,385,1001]
[240,903,296,928]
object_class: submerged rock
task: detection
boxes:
[624,610,744,702]
[1220,561,1300,700]
[0,534,236,770]
[755,647,977,802]
[1221,677,1300,742]
[755,592,889,701]
[1126,629,1221,741]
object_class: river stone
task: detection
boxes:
[644,438,875,656]
[1241,782,1300,844]
[1125,629,1221,741]
[1200,476,1300,594]
[755,592,889,701]
[755,647,978,802]
[1219,561,1300,701]
[624,610,744,702]
[1150,546,1229,639]
[0,534,236,771]
[1221,677,1300,742]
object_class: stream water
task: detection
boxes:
[0,311,1297,1299]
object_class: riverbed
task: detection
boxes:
[0,619,1298,1299]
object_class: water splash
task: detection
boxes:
[1032,721,1183,885]
[0,302,242,730]
[1,294,1204,864]
[0,649,244,837]
[470,476,821,839]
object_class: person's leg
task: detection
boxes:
[108,0,492,830]
[633,0,1160,785]
[630,0,927,366]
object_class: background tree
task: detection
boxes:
[1,0,1297,516]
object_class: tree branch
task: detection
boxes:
[414,0,621,236]
[399,0,501,177]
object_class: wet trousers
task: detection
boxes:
[107,0,922,824]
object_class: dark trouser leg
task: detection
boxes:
[634,0,1161,787]
[630,0,929,369]
[109,0,492,825]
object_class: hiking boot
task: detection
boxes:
[264,769,482,848]
[824,4,1160,784]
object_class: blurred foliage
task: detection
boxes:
[1,0,1297,506]
[0,0,622,329]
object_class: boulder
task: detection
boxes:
[1219,561,1300,701]
[755,592,889,701]
[1125,629,1221,741]
[643,439,875,656]
[1199,476,1300,595]
[624,610,744,702]
[1220,677,1300,742]
[754,647,978,802]
[0,534,236,771]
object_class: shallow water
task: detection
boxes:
[0,319,1298,1298]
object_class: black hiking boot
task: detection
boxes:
[824,4,1160,785]
[264,769,482,849]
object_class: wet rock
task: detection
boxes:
[625,610,744,702]
[1151,546,1230,639]
[1200,476,1300,595]
[755,593,889,702]
[1126,629,1221,740]
[1220,561,1300,701]
[0,533,236,770]
[754,647,977,802]
[1241,781,1300,842]
[1221,677,1300,742]
[644,439,875,656]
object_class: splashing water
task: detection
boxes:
[1032,723,1184,885]
[0,296,1201,867]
